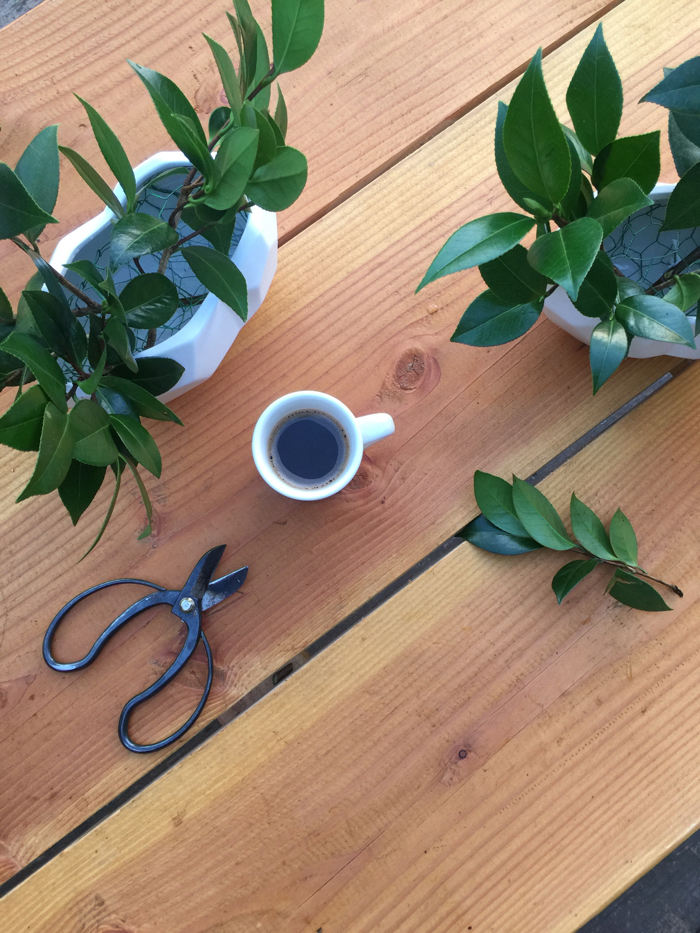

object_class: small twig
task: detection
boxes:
[145,328,158,350]
[571,545,683,596]
[646,242,700,294]
[133,257,145,275]
[173,224,216,249]
[10,237,102,311]
[246,64,275,102]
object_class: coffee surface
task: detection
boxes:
[270,411,348,487]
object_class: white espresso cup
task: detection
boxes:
[252,390,395,501]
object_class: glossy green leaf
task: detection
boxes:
[552,558,600,604]
[205,125,259,210]
[76,96,136,210]
[204,34,243,117]
[616,294,695,347]
[664,273,700,311]
[608,570,671,611]
[110,213,178,266]
[570,493,616,559]
[587,178,653,237]
[473,470,530,537]
[418,214,535,291]
[14,125,59,240]
[16,402,74,500]
[495,102,552,217]
[451,290,542,347]
[63,259,107,294]
[199,215,237,255]
[591,133,661,195]
[110,357,185,396]
[0,162,58,238]
[609,508,638,565]
[119,273,179,329]
[70,399,119,466]
[617,277,645,301]
[0,384,48,450]
[275,87,288,139]
[181,245,248,320]
[272,0,324,76]
[503,49,571,204]
[511,476,574,550]
[590,317,628,393]
[122,454,153,539]
[79,346,107,396]
[458,513,542,555]
[641,58,700,115]
[479,244,548,303]
[566,23,623,155]
[30,254,72,311]
[0,286,13,324]
[96,385,139,419]
[573,251,617,318]
[58,146,124,218]
[245,145,307,211]
[58,460,106,525]
[103,318,137,371]
[209,106,232,142]
[21,290,88,368]
[671,109,700,148]
[527,217,602,300]
[250,21,272,109]
[101,375,183,424]
[559,138,583,219]
[109,414,161,477]
[231,0,258,92]
[80,459,122,560]
[0,331,67,411]
[662,162,700,230]
[562,125,593,174]
[668,112,700,177]
[245,105,277,170]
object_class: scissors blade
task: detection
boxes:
[202,566,248,611]
[179,545,227,603]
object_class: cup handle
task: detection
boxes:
[356,413,395,449]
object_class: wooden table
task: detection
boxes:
[1,0,699,929]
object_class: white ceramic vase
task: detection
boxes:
[543,182,700,360]
[49,151,278,402]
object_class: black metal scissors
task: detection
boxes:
[43,545,247,754]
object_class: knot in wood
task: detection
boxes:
[393,348,426,391]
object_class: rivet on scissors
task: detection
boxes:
[180,597,196,613]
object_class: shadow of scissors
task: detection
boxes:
[43,545,248,754]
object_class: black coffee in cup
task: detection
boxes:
[269,410,349,488]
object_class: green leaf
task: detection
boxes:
[418,214,535,291]
[573,251,617,318]
[14,125,59,240]
[101,375,183,424]
[552,558,600,604]
[103,318,137,371]
[473,470,531,537]
[458,513,542,554]
[110,357,185,396]
[559,137,583,219]
[80,459,122,560]
[244,105,277,170]
[109,414,162,476]
[122,454,153,539]
[617,277,645,301]
[511,476,574,550]
[641,58,700,115]
[527,217,602,300]
[587,178,653,238]
[609,508,638,565]
[661,162,700,231]
[75,96,136,210]
[503,49,571,204]
[58,460,107,525]
[181,245,248,320]
[245,145,307,211]
[21,290,88,368]
[0,331,67,411]
[209,106,232,141]
[479,244,548,303]
[672,110,700,148]
[591,133,661,195]
[570,493,616,559]
[495,102,552,217]
[0,286,13,324]
[79,345,107,396]
[58,146,124,218]
[199,215,237,254]
[566,23,623,155]
[562,125,593,174]
[30,254,72,311]
[205,125,259,211]
[275,87,288,139]
[668,112,700,177]
[204,34,243,117]
[616,294,696,347]
[70,399,120,466]
[110,213,178,267]
[119,273,178,329]
[250,20,272,109]
[0,162,58,238]
[272,0,324,76]
[16,402,74,501]
[0,384,48,450]
[664,273,700,311]
[64,259,107,294]
[231,0,258,92]
[451,290,542,347]
[590,318,628,393]
[96,385,139,419]
[608,570,671,611]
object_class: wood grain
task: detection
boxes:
[2,355,699,933]
[0,0,695,885]
[0,0,619,301]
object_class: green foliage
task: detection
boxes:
[461,471,680,611]
[0,0,323,553]
[527,217,602,300]
[451,291,543,347]
[589,318,628,394]
[591,133,661,194]
[566,24,622,156]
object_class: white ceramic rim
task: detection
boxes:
[251,391,364,501]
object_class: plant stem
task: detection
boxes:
[173,224,216,249]
[11,238,102,312]
[247,64,275,103]
[646,242,700,294]
[571,545,683,596]
[133,257,145,275]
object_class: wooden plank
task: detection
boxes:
[0,0,693,883]
[2,357,699,932]
[0,0,620,301]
